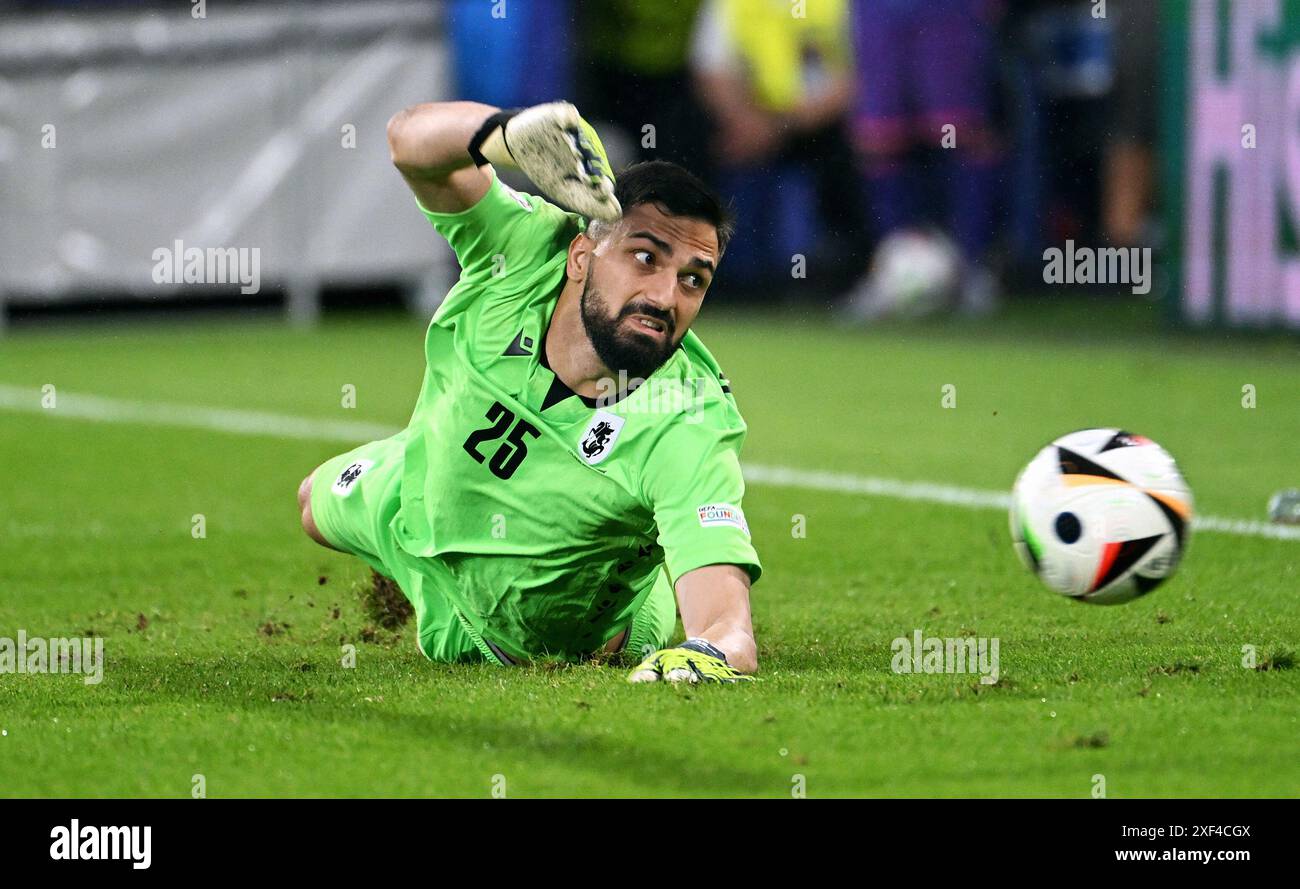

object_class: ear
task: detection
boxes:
[566,232,594,283]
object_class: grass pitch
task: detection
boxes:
[0,300,1297,797]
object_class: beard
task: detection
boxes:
[579,274,677,383]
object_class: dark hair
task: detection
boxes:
[596,160,735,255]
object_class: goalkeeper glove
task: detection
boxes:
[628,638,753,684]
[467,101,621,222]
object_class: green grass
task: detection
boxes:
[1,303,1297,797]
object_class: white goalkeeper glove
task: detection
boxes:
[467,101,621,222]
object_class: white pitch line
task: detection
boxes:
[0,383,400,443]
[740,463,1012,511]
[3,384,1298,542]
[741,464,1300,542]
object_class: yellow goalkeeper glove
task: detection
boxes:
[628,638,753,684]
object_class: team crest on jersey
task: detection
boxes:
[579,411,625,465]
[331,459,373,497]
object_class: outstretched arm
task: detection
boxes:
[386,101,497,214]
[387,99,619,220]
[628,563,758,683]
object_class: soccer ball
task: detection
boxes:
[860,228,961,319]
[1009,428,1194,604]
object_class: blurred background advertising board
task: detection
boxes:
[0,1,455,325]
[1166,0,1300,330]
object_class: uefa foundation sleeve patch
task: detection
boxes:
[331,459,374,497]
[500,182,534,212]
[697,503,749,536]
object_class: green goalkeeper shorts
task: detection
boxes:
[309,434,676,664]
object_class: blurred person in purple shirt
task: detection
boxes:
[850,0,1004,315]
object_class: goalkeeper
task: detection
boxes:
[297,101,761,683]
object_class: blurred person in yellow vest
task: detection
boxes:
[691,0,866,299]
[693,0,854,165]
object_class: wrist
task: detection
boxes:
[676,637,729,663]
[468,107,522,168]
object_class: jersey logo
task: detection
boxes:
[579,411,625,465]
[697,503,750,536]
[331,459,374,497]
[502,184,534,212]
[503,330,534,356]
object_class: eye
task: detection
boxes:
[681,272,704,290]
[633,249,654,266]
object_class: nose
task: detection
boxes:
[641,271,678,316]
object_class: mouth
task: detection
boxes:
[624,313,670,339]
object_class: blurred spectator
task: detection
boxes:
[690,0,865,301]
[1001,0,1115,281]
[577,0,714,178]
[446,0,573,108]
[846,0,1004,317]
[1102,0,1160,248]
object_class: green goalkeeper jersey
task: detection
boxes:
[390,173,761,661]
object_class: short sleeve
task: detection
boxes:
[642,420,762,586]
[417,171,575,282]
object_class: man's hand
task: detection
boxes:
[468,101,621,221]
[628,638,754,684]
